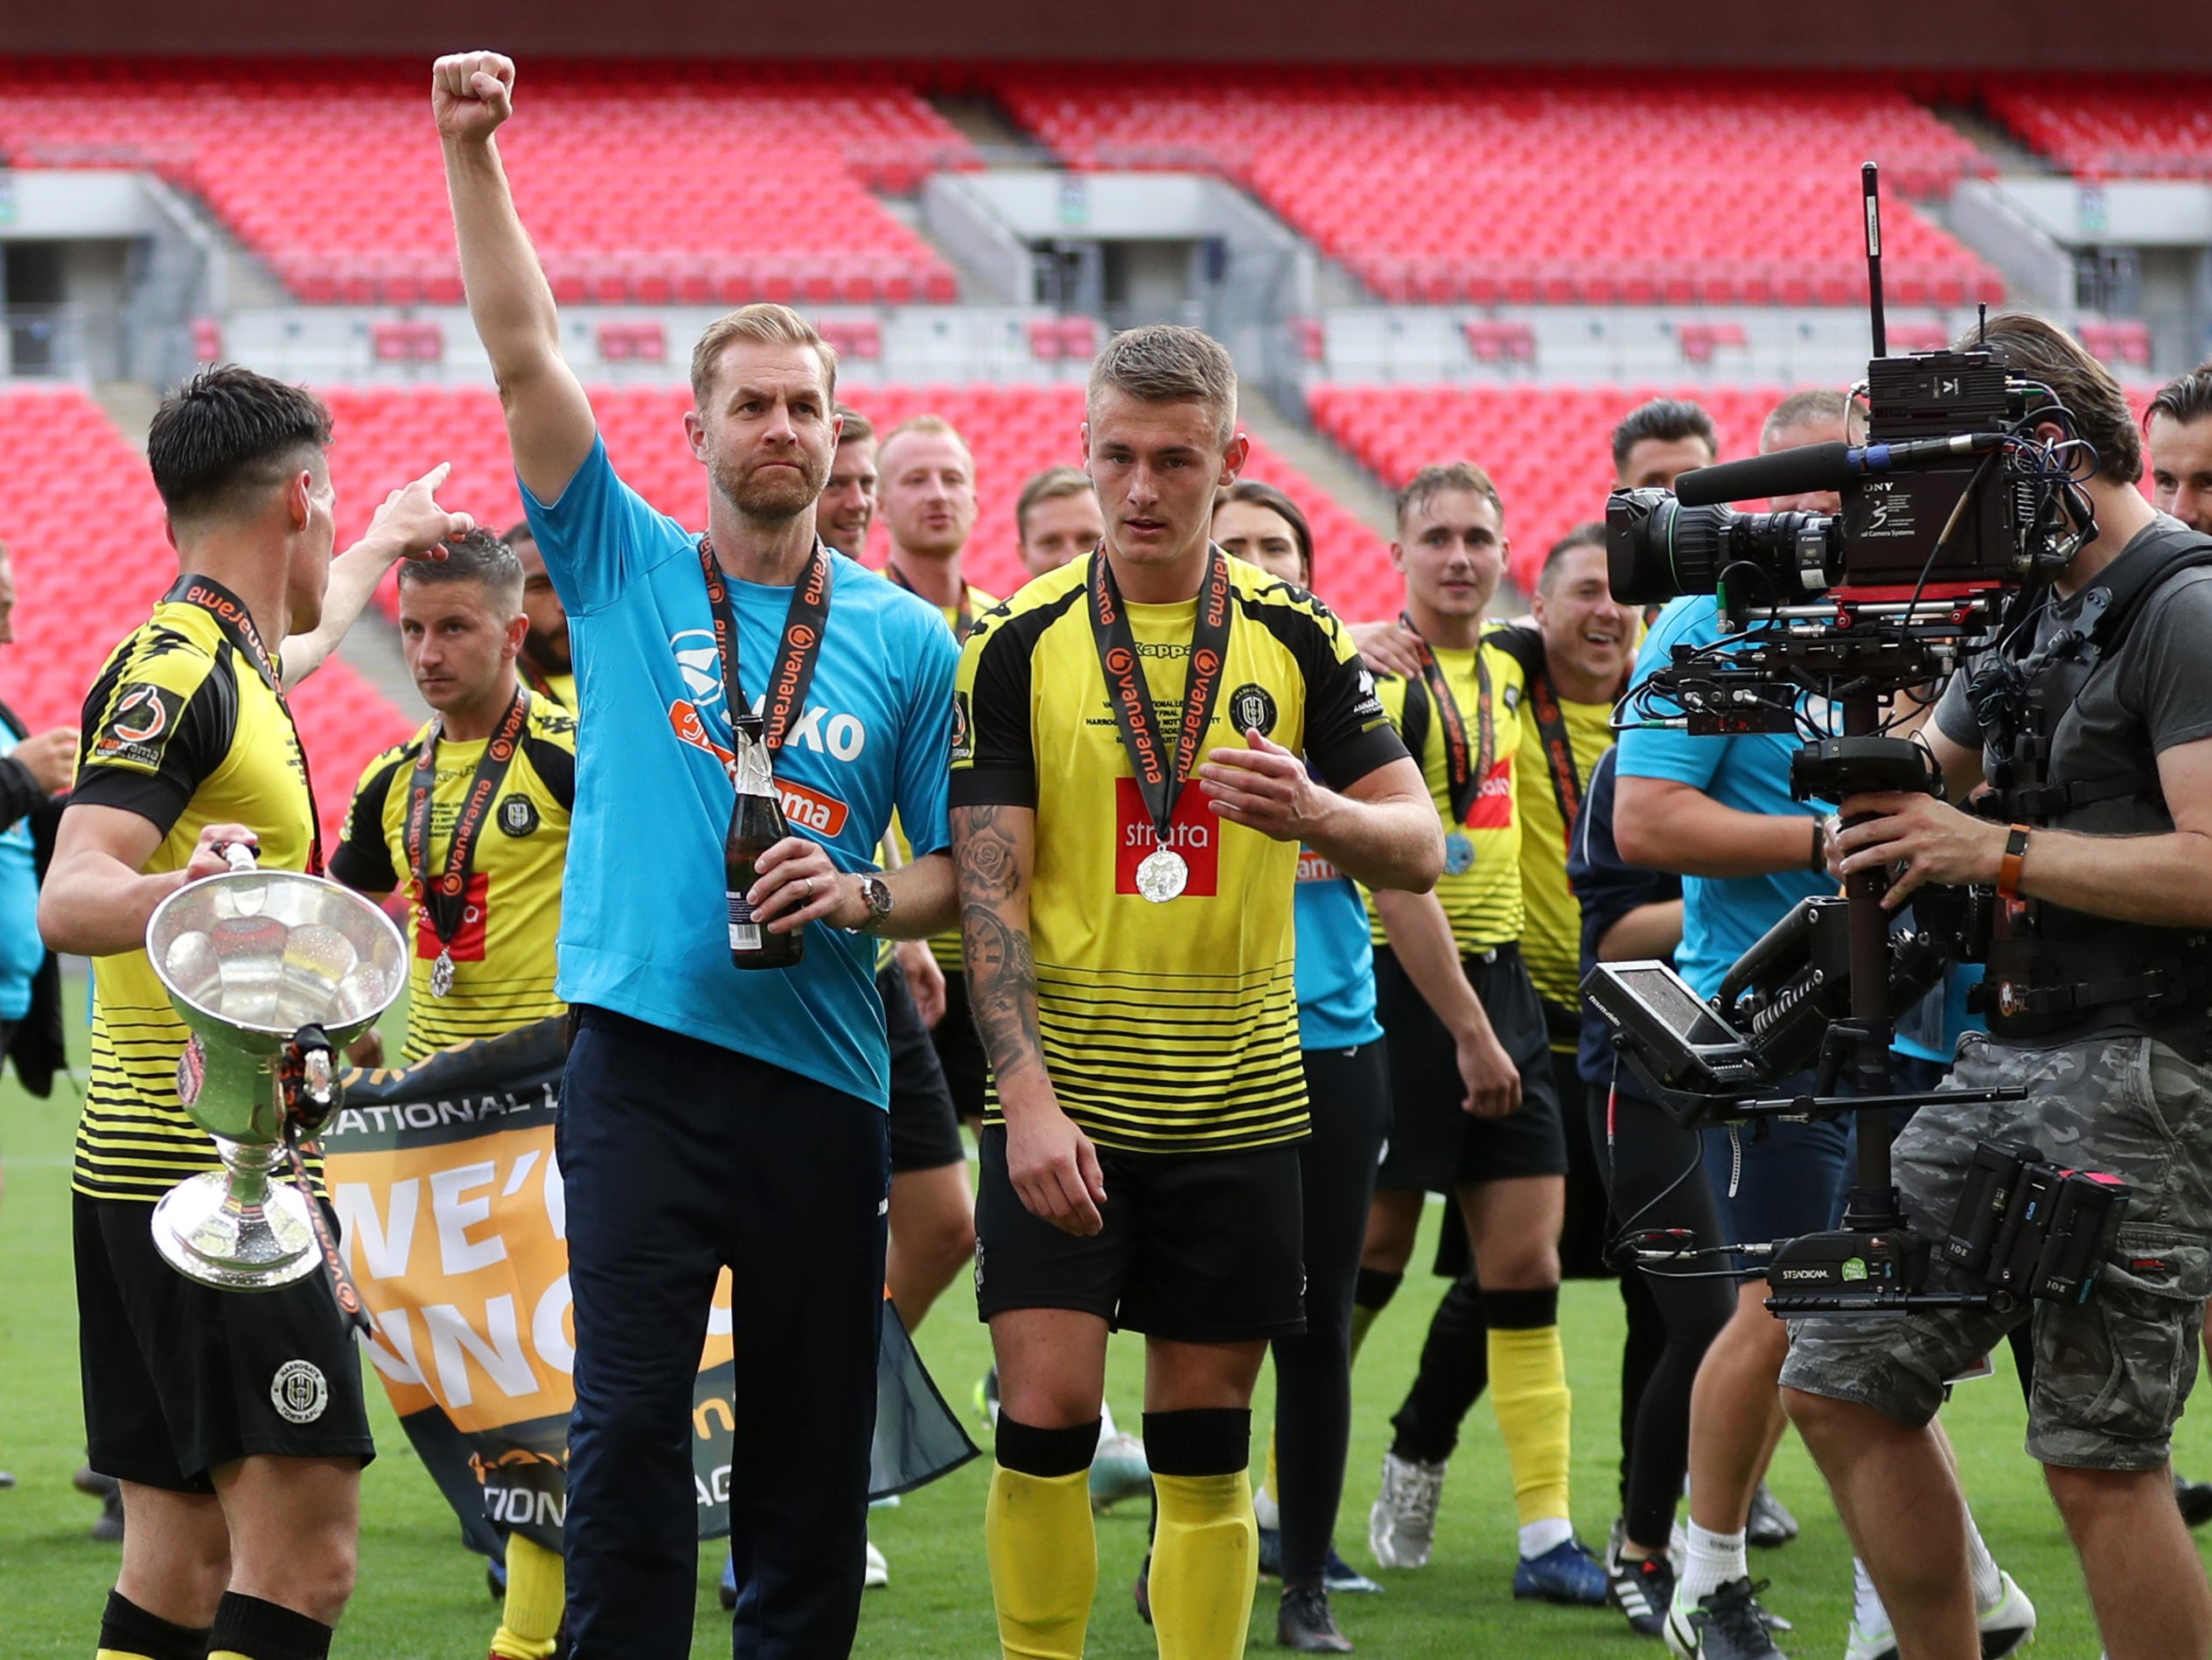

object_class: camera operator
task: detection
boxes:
[1611,393,1842,1657]
[2148,365,2212,536]
[1781,314,2212,1660]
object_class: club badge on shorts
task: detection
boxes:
[1135,846,1190,903]
[429,948,457,999]
[270,1359,329,1425]
[1444,831,1475,875]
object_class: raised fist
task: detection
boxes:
[432,52,515,143]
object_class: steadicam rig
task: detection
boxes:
[1584,163,2126,1319]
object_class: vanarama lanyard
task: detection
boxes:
[402,686,531,998]
[517,654,568,707]
[1525,669,1584,846]
[1088,548,1234,903]
[164,575,325,876]
[1401,611,1495,827]
[696,536,834,757]
[885,562,978,642]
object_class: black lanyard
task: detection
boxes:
[166,575,324,875]
[1089,548,1234,844]
[697,537,833,755]
[402,687,530,948]
[517,654,568,707]
[1403,612,1495,827]
[886,563,976,642]
[1525,669,1583,846]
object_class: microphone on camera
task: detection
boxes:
[1673,432,2006,507]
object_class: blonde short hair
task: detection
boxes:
[1087,324,1238,446]
[880,413,973,471]
[689,303,838,408]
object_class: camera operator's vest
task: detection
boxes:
[1971,519,2212,1053]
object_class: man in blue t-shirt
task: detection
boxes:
[438,52,960,1660]
[1612,390,1849,1656]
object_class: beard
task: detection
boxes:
[525,623,571,673]
[713,450,828,524]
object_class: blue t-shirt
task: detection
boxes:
[1293,851,1383,1051]
[1615,596,1830,1000]
[0,723,41,1022]
[522,438,959,1110]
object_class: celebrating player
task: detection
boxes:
[437,50,960,1659]
[41,366,465,1660]
[952,324,1440,1660]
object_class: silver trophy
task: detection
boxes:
[145,846,405,1289]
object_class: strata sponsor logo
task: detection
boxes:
[414,872,490,963]
[1114,778,1219,897]
[270,1359,329,1424]
[91,683,186,771]
[1461,755,1516,831]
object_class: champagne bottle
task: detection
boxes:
[723,715,803,969]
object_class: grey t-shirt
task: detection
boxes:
[1936,514,2212,838]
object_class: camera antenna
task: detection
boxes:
[1862,161,1887,359]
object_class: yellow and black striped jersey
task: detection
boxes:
[1367,626,1529,955]
[330,693,576,1061]
[519,663,576,711]
[69,576,317,1203]
[952,552,1404,1154]
[1486,625,1619,1015]
[897,578,997,974]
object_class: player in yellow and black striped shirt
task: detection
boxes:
[331,531,575,1063]
[1354,462,1609,1606]
[952,326,1439,1660]
[40,366,466,1660]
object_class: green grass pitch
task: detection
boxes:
[3,977,2205,1655]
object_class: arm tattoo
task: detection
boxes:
[952,804,1044,1087]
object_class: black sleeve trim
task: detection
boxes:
[330,753,406,894]
[1486,623,1546,681]
[1315,722,1413,796]
[521,732,576,813]
[949,767,1039,811]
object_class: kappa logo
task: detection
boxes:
[270,1359,329,1425]
[497,795,541,837]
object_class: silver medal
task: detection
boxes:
[429,948,456,999]
[1443,831,1476,875]
[1135,847,1190,904]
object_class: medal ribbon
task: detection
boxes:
[697,537,834,757]
[886,563,977,642]
[517,654,566,707]
[165,575,325,875]
[402,687,532,952]
[1089,548,1235,847]
[1526,669,1584,849]
[1401,611,1495,828]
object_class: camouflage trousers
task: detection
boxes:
[1779,1029,2212,1470]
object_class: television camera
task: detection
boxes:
[1584,164,2125,1318]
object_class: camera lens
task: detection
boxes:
[1607,488,1728,603]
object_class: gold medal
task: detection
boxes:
[1135,847,1190,904]
[429,949,456,999]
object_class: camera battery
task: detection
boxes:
[2033,1170,2129,1305]
[1987,1161,2063,1298]
[1942,1140,2039,1273]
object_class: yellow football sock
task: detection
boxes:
[489,1532,565,1659]
[1149,1470,1258,1660]
[98,1651,159,1659]
[1263,1433,1279,1505]
[1488,1323,1574,1528]
[986,1464,1096,1660]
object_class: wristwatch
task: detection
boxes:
[853,873,895,933]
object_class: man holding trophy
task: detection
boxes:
[40,366,467,1660]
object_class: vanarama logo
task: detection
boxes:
[93,683,185,771]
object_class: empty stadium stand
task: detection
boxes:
[988,68,2006,310]
[319,383,1403,617]
[0,59,970,305]
[1983,76,2212,178]
[0,386,411,842]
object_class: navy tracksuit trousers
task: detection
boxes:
[559,1006,890,1660]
